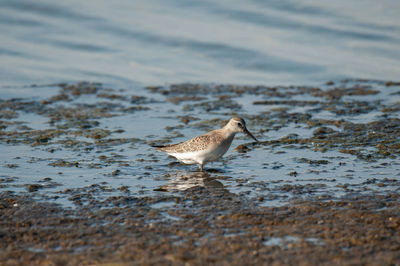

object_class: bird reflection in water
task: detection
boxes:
[156,171,225,192]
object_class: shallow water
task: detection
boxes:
[1,1,400,207]
[0,80,399,207]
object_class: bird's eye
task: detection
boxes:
[237,123,243,127]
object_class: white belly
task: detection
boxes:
[168,145,230,165]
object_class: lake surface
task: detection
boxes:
[1,0,400,87]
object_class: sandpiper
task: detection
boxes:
[153,117,258,171]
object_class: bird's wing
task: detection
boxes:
[155,131,223,153]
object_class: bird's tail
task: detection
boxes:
[150,145,166,149]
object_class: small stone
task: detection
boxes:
[112,170,120,176]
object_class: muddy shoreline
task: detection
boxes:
[1,80,400,265]
[1,190,399,265]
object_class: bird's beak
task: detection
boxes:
[244,128,259,142]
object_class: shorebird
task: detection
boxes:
[153,117,258,171]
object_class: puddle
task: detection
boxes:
[150,201,176,209]
[263,236,300,247]
[263,236,325,247]
[26,247,45,253]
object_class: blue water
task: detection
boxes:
[1,0,399,87]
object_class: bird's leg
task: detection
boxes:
[198,164,203,172]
